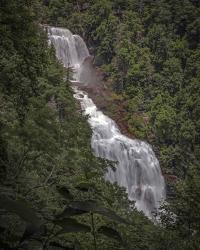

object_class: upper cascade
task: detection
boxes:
[47,26,166,218]
[48,27,90,81]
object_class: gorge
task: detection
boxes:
[48,26,166,218]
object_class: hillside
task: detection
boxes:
[0,1,200,249]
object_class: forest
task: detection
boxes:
[0,0,200,249]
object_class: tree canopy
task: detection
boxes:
[0,0,200,249]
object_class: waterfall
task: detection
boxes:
[48,27,166,218]
[47,27,90,81]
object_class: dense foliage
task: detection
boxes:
[0,0,200,249]
[45,0,200,178]
[42,0,200,248]
[0,1,157,250]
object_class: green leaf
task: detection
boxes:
[57,207,87,218]
[20,224,39,243]
[49,241,75,250]
[69,201,131,225]
[54,218,91,234]
[98,226,123,243]
[57,186,73,200]
[20,224,46,243]
[19,239,43,250]
[0,196,41,226]
[75,181,97,192]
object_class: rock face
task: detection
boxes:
[78,56,103,86]
[48,26,166,218]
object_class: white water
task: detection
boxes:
[48,27,89,81]
[48,27,165,218]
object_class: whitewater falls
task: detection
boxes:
[48,26,166,218]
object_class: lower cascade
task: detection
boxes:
[48,26,166,218]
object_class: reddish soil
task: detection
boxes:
[80,80,178,184]
[74,57,135,139]
[80,79,135,139]
[75,60,177,184]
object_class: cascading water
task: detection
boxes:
[48,27,165,218]
[47,27,89,81]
